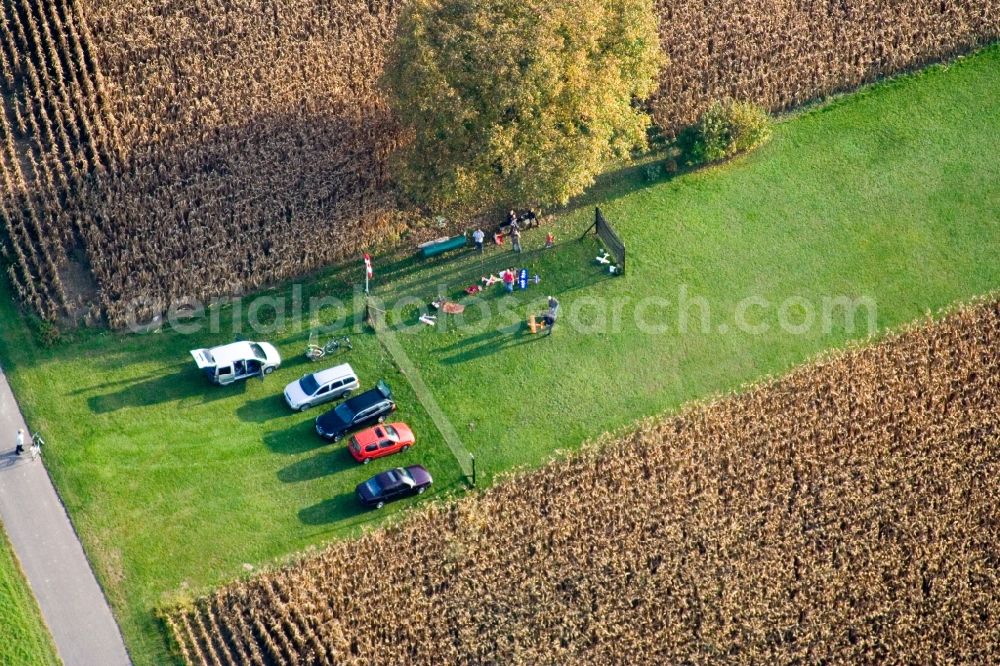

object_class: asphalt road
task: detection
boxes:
[0,364,131,666]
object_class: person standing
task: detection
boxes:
[503,267,515,293]
[472,228,485,252]
[543,296,560,335]
[14,428,24,455]
[511,227,522,253]
[29,436,41,462]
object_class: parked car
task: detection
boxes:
[356,465,432,509]
[315,380,395,441]
[190,341,281,385]
[349,423,415,463]
[284,363,359,411]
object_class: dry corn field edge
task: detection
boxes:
[166,297,1000,665]
[1,0,998,325]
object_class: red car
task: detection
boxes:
[348,423,415,463]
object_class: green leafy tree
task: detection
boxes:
[690,100,772,164]
[383,0,664,213]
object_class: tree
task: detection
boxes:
[688,100,772,165]
[383,0,663,214]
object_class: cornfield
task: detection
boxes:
[1,1,997,325]
[1,0,407,327]
[651,0,1000,132]
[168,298,1000,664]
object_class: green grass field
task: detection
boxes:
[0,524,59,665]
[0,46,996,665]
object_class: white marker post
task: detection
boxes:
[364,252,373,294]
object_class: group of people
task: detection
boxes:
[471,224,522,253]
[471,209,552,255]
[13,428,41,461]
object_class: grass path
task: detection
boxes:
[368,299,475,479]
[0,46,995,665]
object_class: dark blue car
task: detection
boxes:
[315,380,395,441]
[356,465,433,509]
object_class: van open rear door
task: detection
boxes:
[190,348,216,369]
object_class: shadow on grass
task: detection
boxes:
[382,241,578,303]
[560,159,661,212]
[236,393,292,423]
[278,354,319,374]
[298,492,361,525]
[372,244,480,288]
[263,420,327,455]
[87,367,241,413]
[68,356,189,395]
[440,328,547,365]
[266,151,665,316]
[277,447,356,483]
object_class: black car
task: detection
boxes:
[315,380,395,441]
[356,465,433,509]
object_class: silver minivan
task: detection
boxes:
[284,363,360,411]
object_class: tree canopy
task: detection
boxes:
[383,0,663,213]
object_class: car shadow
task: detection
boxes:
[297,492,362,525]
[236,394,292,423]
[68,361,190,396]
[277,448,357,483]
[280,354,317,373]
[87,367,240,414]
[263,420,327,455]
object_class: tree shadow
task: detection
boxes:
[555,149,679,214]
[263,420,327,455]
[277,448,356,483]
[87,367,241,413]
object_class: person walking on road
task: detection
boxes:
[14,428,25,455]
[29,434,41,462]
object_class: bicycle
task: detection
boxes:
[30,432,44,461]
[305,334,353,361]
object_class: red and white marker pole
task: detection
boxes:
[363,253,373,293]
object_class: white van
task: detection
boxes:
[190,341,282,385]
[284,363,360,411]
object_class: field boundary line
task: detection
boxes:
[365,298,474,480]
